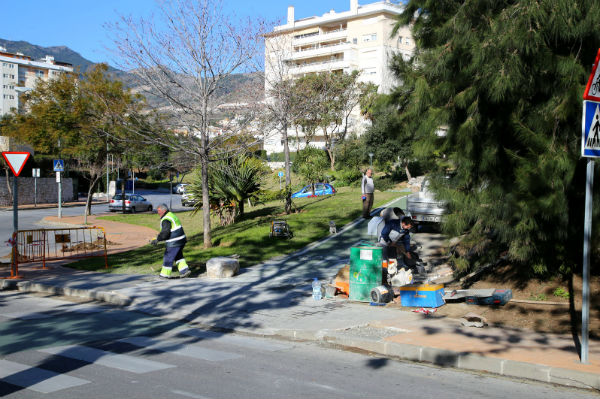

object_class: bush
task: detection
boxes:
[268,151,297,162]
[332,168,362,187]
[376,175,397,191]
[256,189,287,203]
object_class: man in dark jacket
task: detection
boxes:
[380,215,416,268]
[151,204,191,279]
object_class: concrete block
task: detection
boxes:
[420,347,459,367]
[458,353,504,374]
[206,257,239,278]
[384,342,422,362]
[0,280,18,290]
[549,367,600,390]
[503,360,551,383]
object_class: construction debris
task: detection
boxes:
[460,312,488,328]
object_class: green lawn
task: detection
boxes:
[68,187,408,275]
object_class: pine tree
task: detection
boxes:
[393,0,600,274]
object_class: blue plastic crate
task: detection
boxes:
[399,284,445,308]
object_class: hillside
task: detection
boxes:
[0,38,264,108]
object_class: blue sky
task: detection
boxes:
[0,0,362,64]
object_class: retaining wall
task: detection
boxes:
[0,177,74,206]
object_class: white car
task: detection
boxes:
[181,191,198,207]
[173,183,189,194]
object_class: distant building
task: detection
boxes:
[263,0,414,154]
[0,46,73,117]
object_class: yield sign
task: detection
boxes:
[583,48,600,102]
[2,152,30,177]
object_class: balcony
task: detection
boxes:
[287,42,353,61]
[288,59,352,75]
[292,28,348,46]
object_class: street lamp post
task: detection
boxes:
[368,152,374,167]
[57,138,62,218]
[106,141,109,202]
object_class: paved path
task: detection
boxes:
[1,196,599,391]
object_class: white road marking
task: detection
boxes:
[119,336,243,361]
[0,359,89,393]
[39,345,176,374]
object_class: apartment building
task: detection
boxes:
[0,46,73,117]
[263,0,414,154]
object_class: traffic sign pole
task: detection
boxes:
[580,50,600,363]
[57,172,62,218]
[582,159,593,364]
[12,175,17,238]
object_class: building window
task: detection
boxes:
[363,67,377,76]
[363,33,377,42]
[405,38,411,45]
[35,70,44,78]
[353,38,358,44]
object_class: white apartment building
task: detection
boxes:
[0,46,73,117]
[263,0,414,154]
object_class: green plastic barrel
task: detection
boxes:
[349,245,382,302]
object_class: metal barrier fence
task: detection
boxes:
[3,227,108,278]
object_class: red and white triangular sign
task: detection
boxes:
[2,152,30,177]
[584,48,600,101]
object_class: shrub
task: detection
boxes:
[332,168,362,187]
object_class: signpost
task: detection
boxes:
[32,168,40,208]
[278,171,284,189]
[54,159,64,218]
[579,48,600,364]
[2,152,31,278]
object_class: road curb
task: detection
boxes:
[0,280,132,306]
[320,332,600,390]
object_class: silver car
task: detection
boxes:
[109,194,153,213]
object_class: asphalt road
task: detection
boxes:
[0,190,190,259]
[0,291,597,399]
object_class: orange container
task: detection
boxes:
[335,281,349,295]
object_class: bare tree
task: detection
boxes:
[262,33,307,214]
[109,0,266,248]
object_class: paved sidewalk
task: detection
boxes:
[1,198,599,391]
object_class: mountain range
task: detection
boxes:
[0,38,263,108]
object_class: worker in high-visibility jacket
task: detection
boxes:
[151,203,191,279]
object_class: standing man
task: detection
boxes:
[361,168,374,218]
[152,204,191,279]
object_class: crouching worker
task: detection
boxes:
[380,215,416,268]
[151,204,191,279]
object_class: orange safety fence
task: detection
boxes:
[2,226,109,279]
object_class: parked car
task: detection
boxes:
[406,179,446,223]
[181,191,199,207]
[109,194,153,213]
[173,183,189,194]
[291,183,336,198]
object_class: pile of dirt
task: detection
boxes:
[435,265,600,337]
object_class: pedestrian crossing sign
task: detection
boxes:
[53,159,64,172]
[582,101,600,157]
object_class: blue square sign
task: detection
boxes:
[53,159,64,172]
[582,101,600,158]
